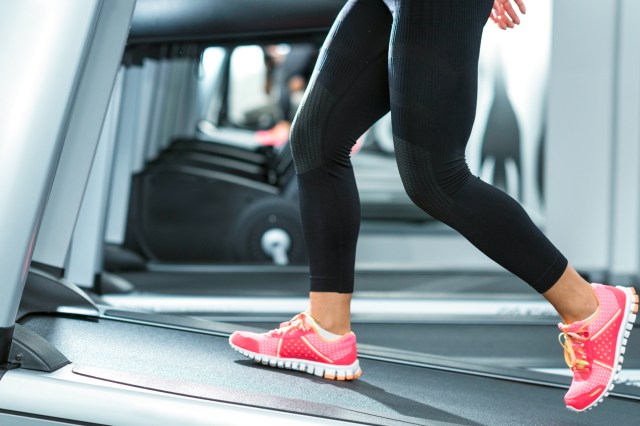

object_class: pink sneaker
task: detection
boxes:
[229,312,362,380]
[558,284,638,412]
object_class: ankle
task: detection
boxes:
[309,291,352,335]
[562,306,598,324]
[310,314,351,335]
[560,292,599,324]
[543,267,599,324]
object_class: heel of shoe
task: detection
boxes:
[323,361,363,381]
[629,287,639,315]
[618,285,639,317]
[290,359,362,381]
[615,285,637,356]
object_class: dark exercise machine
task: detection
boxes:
[111,0,432,268]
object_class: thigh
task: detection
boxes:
[313,0,393,96]
[388,0,493,155]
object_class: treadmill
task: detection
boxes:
[2,1,639,425]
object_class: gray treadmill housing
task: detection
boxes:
[17,269,99,323]
[31,0,138,272]
[0,0,104,333]
[8,325,69,373]
[129,0,346,44]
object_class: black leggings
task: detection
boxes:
[290,0,567,294]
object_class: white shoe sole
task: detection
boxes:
[229,339,362,381]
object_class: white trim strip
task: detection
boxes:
[593,360,614,370]
[591,309,622,341]
[101,294,558,319]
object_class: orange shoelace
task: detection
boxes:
[270,312,311,337]
[279,311,308,328]
[558,329,590,371]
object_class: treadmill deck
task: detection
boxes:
[19,313,640,425]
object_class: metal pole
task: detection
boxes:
[0,0,103,364]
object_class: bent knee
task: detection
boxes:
[395,138,471,220]
[290,115,322,174]
[290,83,338,174]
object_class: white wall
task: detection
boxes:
[546,0,619,272]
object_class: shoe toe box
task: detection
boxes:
[564,383,606,411]
[230,331,261,353]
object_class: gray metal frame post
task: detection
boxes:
[145,54,172,162]
[170,49,199,140]
[31,0,137,273]
[133,58,160,173]
[105,65,144,245]
[66,69,125,288]
[173,52,196,137]
[159,50,184,151]
[0,0,104,364]
[184,56,203,134]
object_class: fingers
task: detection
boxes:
[491,2,504,29]
[513,0,527,14]
[491,8,507,30]
[501,1,520,26]
[492,3,512,30]
[491,0,526,30]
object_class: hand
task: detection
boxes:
[490,0,526,30]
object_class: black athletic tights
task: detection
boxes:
[290,0,568,294]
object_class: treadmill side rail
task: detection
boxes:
[0,366,353,426]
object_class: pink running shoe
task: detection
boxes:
[229,312,362,380]
[558,284,638,412]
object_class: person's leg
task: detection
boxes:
[543,265,598,323]
[387,0,637,411]
[290,0,392,334]
[386,0,597,317]
[230,0,393,380]
[309,292,353,335]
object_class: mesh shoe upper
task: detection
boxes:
[230,312,358,366]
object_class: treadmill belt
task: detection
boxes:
[20,315,640,425]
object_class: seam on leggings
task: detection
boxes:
[291,78,335,175]
[294,50,389,176]
[328,165,347,293]
[393,136,456,219]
